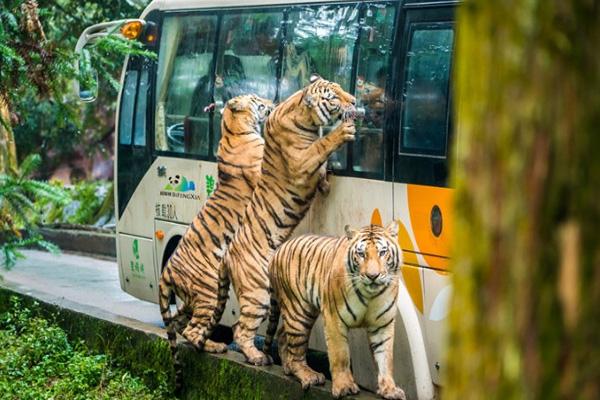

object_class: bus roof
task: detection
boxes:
[143,0,363,15]
[140,0,452,17]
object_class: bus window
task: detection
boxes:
[155,14,218,156]
[118,70,138,146]
[133,68,149,146]
[352,3,397,175]
[282,4,359,171]
[212,11,283,155]
[400,26,454,157]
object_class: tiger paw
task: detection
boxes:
[318,173,331,196]
[296,368,326,390]
[204,339,228,354]
[377,383,405,400]
[245,349,273,366]
[331,120,356,144]
[331,378,360,398]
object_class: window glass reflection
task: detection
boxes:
[212,12,282,155]
[155,15,217,156]
[119,70,138,146]
[401,26,454,156]
[353,4,396,174]
[133,68,149,146]
[282,5,359,170]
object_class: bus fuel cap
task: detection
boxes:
[431,205,443,237]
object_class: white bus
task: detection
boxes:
[77,1,457,398]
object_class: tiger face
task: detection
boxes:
[345,222,401,293]
[301,75,357,126]
[226,94,274,126]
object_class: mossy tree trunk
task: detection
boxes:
[446,1,600,399]
[0,95,18,176]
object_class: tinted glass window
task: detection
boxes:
[400,26,454,156]
[353,3,396,175]
[155,15,217,156]
[119,70,138,146]
[133,68,149,146]
[281,5,359,99]
[212,11,282,155]
[283,5,359,171]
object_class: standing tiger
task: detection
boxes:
[265,223,405,400]
[158,94,273,360]
[212,76,358,366]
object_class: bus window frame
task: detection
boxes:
[148,1,455,184]
[392,4,455,188]
[210,7,286,157]
[153,6,289,162]
[118,57,152,151]
[117,68,138,147]
[115,9,161,218]
[151,10,220,162]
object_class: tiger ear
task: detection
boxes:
[227,97,244,111]
[385,220,399,239]
[309,73,321,83]
[345,225,359,240]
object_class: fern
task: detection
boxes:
[0,157,69,269]
[0,233,59,269]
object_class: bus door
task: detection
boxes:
[116,13,159,303]
[392,3,456,386]
[117,56,154,218]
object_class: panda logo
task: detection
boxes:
[168,175,181,186]
[164,174,195,192]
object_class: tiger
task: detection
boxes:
[158,95,273,362]
[209,76,358,366]
[265,222,405,400]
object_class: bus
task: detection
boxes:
[76,1,456,398]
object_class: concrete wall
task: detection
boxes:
[0,283,378,399]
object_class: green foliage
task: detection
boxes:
[0,297,169,399]
[0,234,60,271]
[3,0,152,173]
[0,154,69,268]
[0,155,69,223]
[12,96,84,172]
[36,179,114,226]
[90,35,157,91]
[0,1,72,100]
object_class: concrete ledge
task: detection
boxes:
[0,281,378,399]
[39,228,116,258]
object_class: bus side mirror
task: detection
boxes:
[77,48,98,102]
[74,19,146,103]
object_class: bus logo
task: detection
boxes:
[130,239,145,276]
[163,175,196,192]
[160,174,201,200]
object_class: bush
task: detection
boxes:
[0,298,170,399]
[37,180,114,227]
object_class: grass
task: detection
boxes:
[0,297,171,399]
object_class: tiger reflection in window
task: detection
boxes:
[354,67,387,173]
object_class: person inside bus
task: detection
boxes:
[186,54,246,155]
